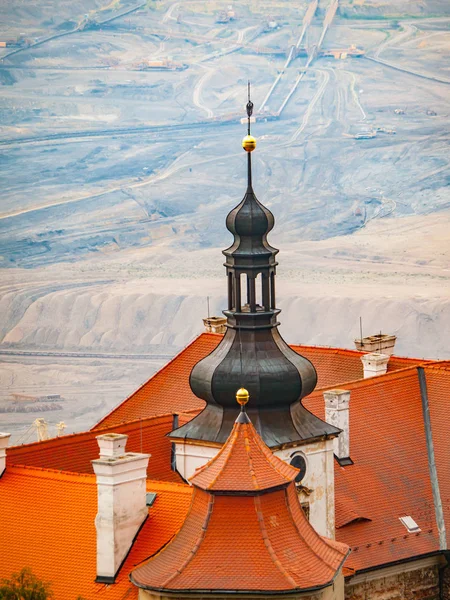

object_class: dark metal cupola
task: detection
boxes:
[170,87,339,449]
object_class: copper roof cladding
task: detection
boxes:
[131,412,349,594]
[93,332,427,431]
[168,118,340,449]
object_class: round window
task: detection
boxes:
[290,454,307,483]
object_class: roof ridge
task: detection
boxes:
[9,410,186,452]
[313,364,421,395]
[423,361,450,371]
[93,332,209,430]
[6,464,97,482]
[244,426,260,490]
[147,479,192,493]
[254,494,298,588]
[191,423,239,487]
[252,427,296,483]
[204,332,430,362]
[284,486,340,571]
[288,342,429,363]
[161,493,215,588]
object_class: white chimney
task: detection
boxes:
[92,433,150,583]
[0,433,11,477]
[324,390,350,461]
[361,352,390,378]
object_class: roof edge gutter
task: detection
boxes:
[418,367,447,550]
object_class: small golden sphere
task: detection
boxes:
[236,387,250,406]
[242,135,256,152]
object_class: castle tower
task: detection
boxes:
[132,390,348,600]
[170,89,340,537]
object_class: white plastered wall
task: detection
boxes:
[275,439,335,539]
[174,442,219,481]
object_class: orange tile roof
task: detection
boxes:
[94,335,215,429]
[190,416,298,492]
[424,366,450,548]
[8,412,196,482]
[3,334,445,583]
[94,333,426,430]
[304,367,442,571]
[0,466,192,600]
[132,413,348,593]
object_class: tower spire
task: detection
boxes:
[243,81,256,190]
[247,80,253,136]
[169,86,337,450]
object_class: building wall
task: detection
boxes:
[138,572,344,600]
[174,441,219,480]
[443,563,450,600]
[275,438,335,539]
[345,556,445,600]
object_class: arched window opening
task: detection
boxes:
[270,272,276,309]
[228,272,233,311]
[235,273,242,311]
[290,453,307,484]
[248,274,256,312]
[262,273,270,311]
[255,273,262,308]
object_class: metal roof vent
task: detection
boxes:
[399,516,421,533]
[146,493,157,507]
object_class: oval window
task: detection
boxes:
[290,454,307,483]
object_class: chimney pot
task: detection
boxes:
[354,333,396,356]
[203,316,227,334]
[0,432,11,477]
[96,432,128,458]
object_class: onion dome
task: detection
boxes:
[131,392,349,594]
[170,90,339,450]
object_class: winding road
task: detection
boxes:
[289,67,330,143]
[192,66,214,118]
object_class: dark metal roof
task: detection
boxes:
[169,128,335,448]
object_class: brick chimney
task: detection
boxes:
[92,433,150,583]
[0,433,11,477]
[203,316,227,334]
[324,390,350,462]
[361,352,390,378]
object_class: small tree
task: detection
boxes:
[0,567,53,599]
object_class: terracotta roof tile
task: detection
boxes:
[94,333,427,430]
[132,413,348,593]
[424,367,450,548]
[0,467,192,600]
[304,367,441,571]
[94,335,215,430]
[8,412,196,482]
[133,488,348,592]
[190,417,298,492]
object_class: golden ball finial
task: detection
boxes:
[242,135,256,152]
[236,387,249,406]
